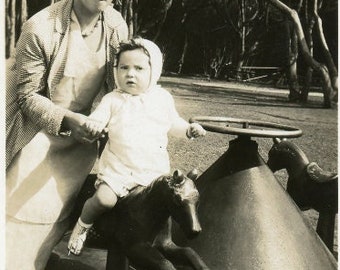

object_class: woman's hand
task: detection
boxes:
[62,111,97,143]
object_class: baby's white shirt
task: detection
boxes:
[89,86,189,194]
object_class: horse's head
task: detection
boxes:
[267,138,309,173]
[166,169,201,239]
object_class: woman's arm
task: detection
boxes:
[15,20,69,136]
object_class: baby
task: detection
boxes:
[68,37,206,255]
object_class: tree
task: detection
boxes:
[6,0,16,58]
[224,0,265,79]
[5,0,337,107]
[301,0,338,102]
[268,0,335,107]
[114,0,173,39]
[5,0,54,58]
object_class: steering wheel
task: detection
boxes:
[189,116,302,138]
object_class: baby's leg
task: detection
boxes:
[81,182,118,224]
[68,182,118,255]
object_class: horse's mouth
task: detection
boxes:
[185,228,201,239]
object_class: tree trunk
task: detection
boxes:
[301,0,315,102]
[235,0,246,80]
[5,0,11,58]
[20,0,27,25]
[133,0,138,37]
[121,0,128,24]
[127,0,134,38]
[120,0,134,38]
[9,0,16,58]
[152,2,171,42]
[285,21,300,101]
[268,0,334,107]
[312,0,338,97]
[178,33,188,74]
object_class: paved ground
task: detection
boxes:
[161,76,324,98]
[48,76,338,269]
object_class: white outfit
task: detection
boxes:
[6,13,106,270]
[89,38,190,197]
[90,86,189,197]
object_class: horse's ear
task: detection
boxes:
[273,138,281,144]
[172,170,185,185]
[187,169,198,181]
[273,138,288,144]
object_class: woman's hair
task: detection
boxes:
[115,37,150,66]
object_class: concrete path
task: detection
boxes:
[159,76,324,98]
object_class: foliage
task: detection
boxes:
[5,0,338,92]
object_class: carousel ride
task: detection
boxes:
[64,116,337,270]
[171,116,337,270]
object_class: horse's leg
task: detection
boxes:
[316,210,336,254]
[106,238,129,270]
[127,242,176,270]
[154,218,209,270]
[158,243,209,270]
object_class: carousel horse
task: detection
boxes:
[267,138,338,253]
[73,169,209,270]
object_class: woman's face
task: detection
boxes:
[116,49,151,96]
[76,0,113,13]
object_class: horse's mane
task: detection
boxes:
[120,174,172,205]
[141,174,172,195]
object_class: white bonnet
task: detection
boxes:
[114,37,163,89]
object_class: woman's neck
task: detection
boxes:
[73,0,100,29]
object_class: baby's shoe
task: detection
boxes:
[68,220,92,255]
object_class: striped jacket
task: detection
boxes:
[6,0,128,168]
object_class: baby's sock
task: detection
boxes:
[78,218,93,228]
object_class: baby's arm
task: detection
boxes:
[169,117,206,139]
[83,93,114,141]
[166,92,206,139]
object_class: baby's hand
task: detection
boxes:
[187,123,206,139]
[84,119,106,141]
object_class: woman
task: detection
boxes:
[6,0,128,269]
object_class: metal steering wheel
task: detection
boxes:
[189,116,302,138]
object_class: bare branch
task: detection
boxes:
[268,0,334,107]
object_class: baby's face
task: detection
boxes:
[116,49,151,95]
